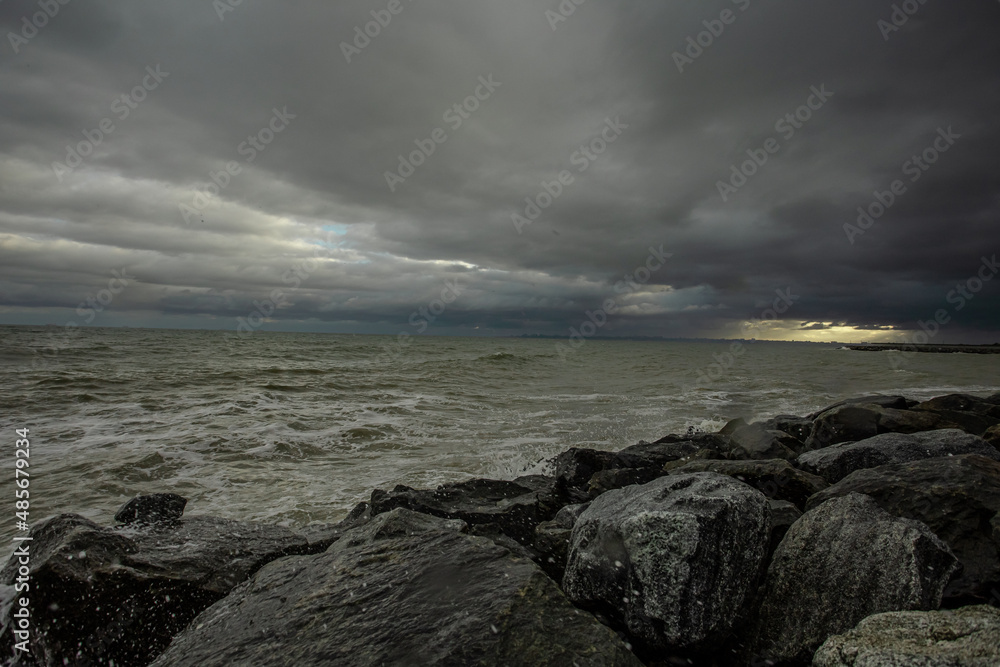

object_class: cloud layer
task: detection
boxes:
[2,0,999,342]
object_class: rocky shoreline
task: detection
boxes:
[3,393,1000,666]
[847,343,1000,354]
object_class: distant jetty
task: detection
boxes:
[848,343,1000,354]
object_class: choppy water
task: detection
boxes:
[2,325,999,545]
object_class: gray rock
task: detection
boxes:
[812,605,1000,667]
[804,403,958,450]
[984,424,1000,449]
[806,395,916,419]
[114,493,187,525]
[797,429,1000,483]
[369,474,575,547]
[668,458,828,508]
[750,493,960,666]
[729,423,800,460]
[806,454,1000,604]
[0,512,309,666]
[760,415,814,445]
[563,473,770,656]
[767,499,802,559]
[150,509,643,667]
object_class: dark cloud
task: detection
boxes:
[1,0,999,342]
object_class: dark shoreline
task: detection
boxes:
[848,343,1000,354]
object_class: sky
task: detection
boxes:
[1,0,998,343]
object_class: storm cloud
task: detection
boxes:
[1,0,998,342]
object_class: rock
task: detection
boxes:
[114,493,187,525]
[533,503,591,578]
[767,499,801,559]
[804,403,958,450]
[806,395,916,419]
[549,447,620,488]
[668,458,827,509]
[0,512,309,666]
[728,423,800,460]
[587,467,662,496]
[563,473,770,657]
[806,454,1000,604]
[758,415,813,445]
[150,509,643,667]
[812,605,1000,666]
[369,474,575,547]
[613,439,708,468]
[983,424,1000,449]
[912,394,1000,436]
[797,429,1000,483]
[750,493,960,666]
[720,417,750,436]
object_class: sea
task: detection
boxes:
[2,325,999,547]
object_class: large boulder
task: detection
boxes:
[796,429,1000,483]
[806,395,916,419]
[562,473,770,658]
[806,454,1000,604]
[804,403,958,450]
[756,415,814,446]
[912,394,1000,437]
[0,510,309,666]
[150,509,643,667]
[369,474,575,547]
[749,493,959,666]
[667,458,827,509]
[812,605,1000,666]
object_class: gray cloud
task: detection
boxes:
[2,0,999,342]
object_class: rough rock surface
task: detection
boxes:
[369,474,575,546]
[812,605,1000,667]
[806,454,1000,604]
[727,422,800,460]
[797,429,999,483]
[563,473,770,656]
[0,511,309,666]
[804,403,958,451]
[984,424,1000,449]
[150,509,643,667]
[912,393,1000,436]
[114,493,188,525]
[767,499,802,559]
[750,493,959,666]
[668,458,827,508]
[757,415,814,446]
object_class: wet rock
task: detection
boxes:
[804,403,958,451]
[150,509,643,667]
[806,454,1000,604]
[668,458,827,509]
[563,473,770,657]
[758,415,813,445]
[806,395,916,418]
[982,424,1000,449]
[797,429,1000,483]
[114,493,188,526]
[0,512,308,666]
[728,423,800,460]
[587,467,661,496]
[767,499,801,559]
[812,605,1000,667]
[549,447,620,488]
[533,502,591,578]
[750,493,959,666]
[369,474,575,547]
